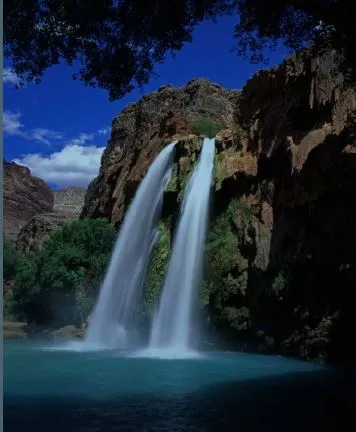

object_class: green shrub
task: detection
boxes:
[203,198,253,309]
[207,215,237,277]
[177,164,193,200]
[12,218,116,326]
[3,238,24,281]
[229,198,253,242]
[166,164,178,192]
[143,225,171,318]
[232,126,244,150]
[193,117,222,138]
[213,152,224,190]
[271,272,287,296]
[223,272,248,301]
[221,306,251,331]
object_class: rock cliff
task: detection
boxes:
[4,159,87,254]
[16,187,86,255]
[53,187,87,213]
[81,78,240,225]
[210,49,356,364]
[4,161,54,243]
[81,49,356,364]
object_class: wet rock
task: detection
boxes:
[51,325,86,340]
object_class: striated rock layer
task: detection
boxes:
[3,159,87,254]
[4,161,54,243]
[53,187,87,213]
[16,187,86,255]
[82,50,356,364]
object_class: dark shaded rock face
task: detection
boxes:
[229,50,356,364]
[81,51,356,364]
[16,187,86,255]
[4,161,54,243]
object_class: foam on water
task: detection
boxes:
[41,340,111,353]
[131,347,203,360]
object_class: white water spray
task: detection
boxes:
[148,138,215,355]
[84,142,177,349]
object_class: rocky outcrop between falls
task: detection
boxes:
[81,78,240,226]
[4,161,54,244]
[82,49,356,364]
[16,187,87,255]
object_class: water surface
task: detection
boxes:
[4,340,346,431]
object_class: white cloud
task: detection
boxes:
[3,110,63,146]
[31,128,64,145]
[13,144,105,188]
[97,126,111,135]
[66,132,94,146]
[4,110,110,148]
[3,68,21,86]
[5,111,109,186]
[3,111,24,135]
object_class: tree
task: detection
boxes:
[4,0,234,100]
[5,1,356,101]
[12,218,116,326]
[3,238,24,281]
[234,0,356,72]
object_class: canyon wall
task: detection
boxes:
[3,160,86,254]
[16,187,87,255]
[82,49,356,363]
[4,161,54,244]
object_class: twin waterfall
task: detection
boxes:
[85,138,215,355]
[149,138,215,353]
[85,142,176,348]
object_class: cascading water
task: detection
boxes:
[148,138,215,355]
[85,142,177,349]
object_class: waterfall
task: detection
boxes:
[85,142,177,349]
[148,138,215,354]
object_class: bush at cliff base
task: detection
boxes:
[9,218,116,327]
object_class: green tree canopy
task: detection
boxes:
[3,238,24,282]
[11,218,116,326]
[234,0,356,70]
[4,0,233,100]
[5,1,355,100]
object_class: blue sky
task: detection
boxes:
[3,15,287,189]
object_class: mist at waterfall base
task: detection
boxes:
[147,138,215,358]
[84,142,176,350]
[5,340,350,432]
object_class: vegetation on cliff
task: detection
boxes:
[193,118,222,139]
[142,223,171,320]
[5,219,116,327]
